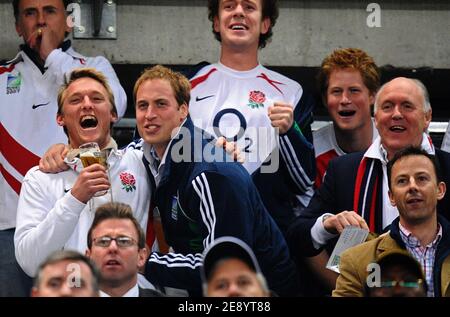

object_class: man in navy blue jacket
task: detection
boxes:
[288,77,450,291]
[134,65,299,296]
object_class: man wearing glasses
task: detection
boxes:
[333,147,450,297]
[86,202,163,297]
[365,250,427,297]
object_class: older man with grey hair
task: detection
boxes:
[287,77,450,279]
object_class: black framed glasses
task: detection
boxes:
[92,236,137,248]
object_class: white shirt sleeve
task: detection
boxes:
[14,169,86,276]
[310,213,339,249]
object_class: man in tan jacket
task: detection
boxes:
[333,146,450,297]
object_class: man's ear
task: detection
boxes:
[388,190,397,207]
[110,110,118,124]
[213,16,220,33]
[56,113,65,127]
[85,249,91,257]
[423,109,432,131]
[437,181,446,201]
[179,103,188,120]
[65,14,73,35]
[137,246,148,269]
[261,17,270,35]
[15,22,23,37]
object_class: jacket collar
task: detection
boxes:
[145,115,221,187]
[387,214,450,254]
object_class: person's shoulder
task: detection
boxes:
[66,47,112,65]
[184,61,212,80]
[329,150,365,167]
[0,54,22,76]
[341,232,387,263]
[313,123,333,144]
[138,287,165,297]
[436,148,450,161]
[23,165,68,183]
[190,160,250,188]
[260,65,302,89]
[23,166,41,178]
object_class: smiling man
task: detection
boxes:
[333,147,450,297]
[14,68,150,279]
[302,48,380,296]
[185,0,315,238]
[135,65,299,297]
[314,48,380,188]
[288,77,450,271]
[0,0,126,296]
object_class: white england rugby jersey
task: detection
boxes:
[189,62,303,175]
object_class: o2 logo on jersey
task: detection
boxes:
[212,108,253,153]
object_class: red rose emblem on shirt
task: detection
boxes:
[120,172,136,192]
[248,91,266,109]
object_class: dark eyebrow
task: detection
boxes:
[43,5,58,10]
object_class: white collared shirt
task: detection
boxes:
[311,133,435,248]
[100,283,139,297]
[364,132,435,230]
[142,119,187,187]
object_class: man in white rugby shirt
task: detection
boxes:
[14,68,149,279]
[187,0,315,239]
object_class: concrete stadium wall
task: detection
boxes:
[1,0,449,68]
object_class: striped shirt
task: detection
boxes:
[399,223,442,297]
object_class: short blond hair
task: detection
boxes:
[133,65,191,107]
[57,68,117,116]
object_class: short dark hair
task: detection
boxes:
[87,202,146,249]
[387,146,442,190]
[13,0,70,22]
[207,0,279,49]
[34,250,101,293]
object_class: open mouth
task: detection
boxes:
[406,197,423,204]
[338,110,356,117]
[80,115,98,129]
[105,259,121,267]
[389,125,406,132]
[229,23,248,31]
[144,124,160,133]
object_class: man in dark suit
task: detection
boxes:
[288,77,450,292]
[86,202,163,297]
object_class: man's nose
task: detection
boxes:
[340,91,351,104]
[59,283,74,297]
[408,178,420,191]
[37,10,46,26]
[226,282,243,297]
[144,105,157,120]
[81,96,94,109]
[233,4,245,16]
[392,105,403,119]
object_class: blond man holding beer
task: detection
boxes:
[14,68,151,278]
